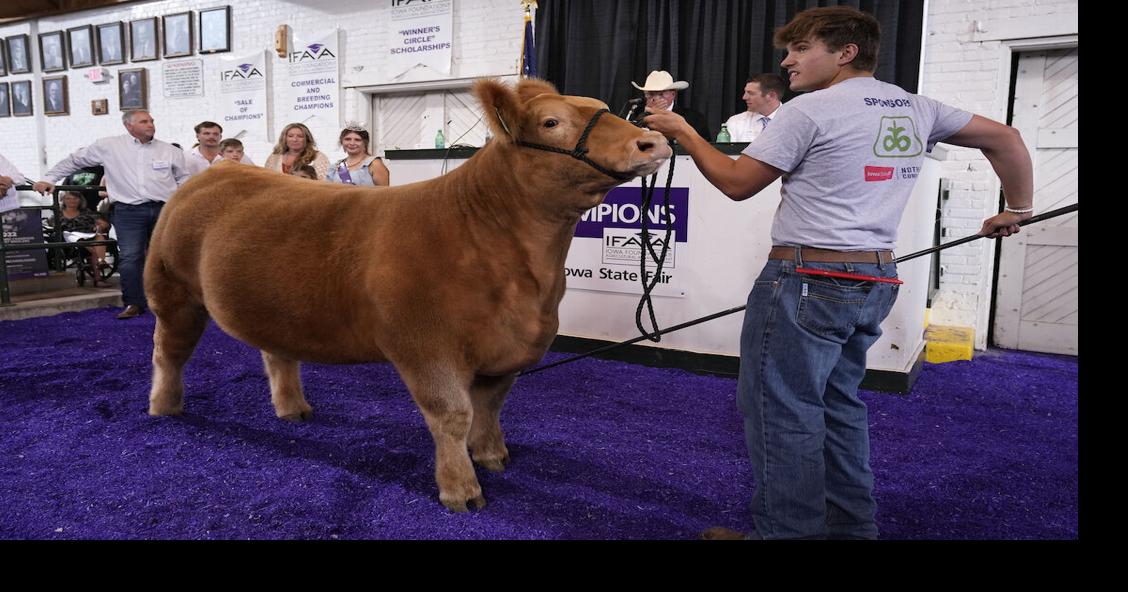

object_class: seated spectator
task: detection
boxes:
[724,73,786,143]
[326,125,391,187]
[63,165,105,212]
[219,138,247,163]
[292,165,318,180]
[58,191,111,286]
[264,123,330,180]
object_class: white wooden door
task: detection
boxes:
[994,48,1078,355]
[376,88,488,152]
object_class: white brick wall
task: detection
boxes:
[1,0,523,176]
[4,0,1077,351]
[921,0,1077,348]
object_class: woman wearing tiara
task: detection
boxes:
[326,124,391,187]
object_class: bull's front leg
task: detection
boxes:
[398,363,484,512]
[468,374,516,472]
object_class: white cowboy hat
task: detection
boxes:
[631,70,689,92]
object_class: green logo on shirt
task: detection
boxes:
[873,116,922,158]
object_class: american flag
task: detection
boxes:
[520,2,537,77]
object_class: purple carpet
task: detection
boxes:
[0,307,1077,539]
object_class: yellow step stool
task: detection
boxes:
[924,323,974,363]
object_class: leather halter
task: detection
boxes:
[513,109,638,182]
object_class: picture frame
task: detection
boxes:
[130,17,160,62]
[91,98,109,116]
[163,12,194,58]
[39,30,67,73]
[0,44,6,77]
[0,82,10,117]
[42,75,69,116]
[11,80,32,116]
[198,6,231,54]
[6,35,31,74]
[96,22,126,66]
[67,25,96,69]
[118,67,147,110]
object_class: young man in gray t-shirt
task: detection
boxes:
[643,6,1034,540]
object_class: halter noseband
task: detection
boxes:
[513,109,638,182]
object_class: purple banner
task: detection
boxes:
[576,187,689,242]
[2,209,49,279]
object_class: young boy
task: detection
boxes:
[218,138,246,163]
[642,6,1033,540]
[291,164,318,180]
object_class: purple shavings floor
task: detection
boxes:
[0,308,1077,539]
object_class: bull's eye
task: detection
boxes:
[544,119,559,128]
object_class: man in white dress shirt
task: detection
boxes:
[34,110,190,319]
[723,73,786,143]
[183,121,255,176]
[0,151,28,214]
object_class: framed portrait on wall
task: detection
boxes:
[0,83,10,117]
[0,44,7,77]
[43,76,68,115]
[96,22,126,66]
[6,35,32,74]
[11,80,32,116]
[199,6,231,54]
[163,12,194,58]
[130,17,160,62]
[68,25,96,69]
[39,30,67,72]
[91,98,109,115]
[119,67,147,111]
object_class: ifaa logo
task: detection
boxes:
[220,63,263,81]
[602,228,676,267]
[290,43,336,63]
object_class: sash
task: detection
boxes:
[336,161,355,185]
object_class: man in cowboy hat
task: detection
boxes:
[632,70,710,140]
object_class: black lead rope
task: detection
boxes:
[519,202,1079,377]
[635,138,676,341]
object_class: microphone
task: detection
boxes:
[618,97,645,119]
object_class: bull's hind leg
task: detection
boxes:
[148,272,208,416]
[396,362,484,512]
[261,351,313,421]
[468,374,516,472]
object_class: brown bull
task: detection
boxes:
[144,78,671,511]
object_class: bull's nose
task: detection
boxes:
[635,132,669,154]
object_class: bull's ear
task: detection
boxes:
[475,78,522,142]
[515,78,559,103]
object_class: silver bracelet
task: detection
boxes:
[1004,205,1034,214]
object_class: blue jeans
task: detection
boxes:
[736,254,899,539]
[111,201,164,308]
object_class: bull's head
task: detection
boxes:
[475,78,672,195]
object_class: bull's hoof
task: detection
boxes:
[473,454,510,473]
[278,410,313,422]
[148,403,183,416]
[441,493,487,513]
[276,404,313,422]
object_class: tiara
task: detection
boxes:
[343,120,367,132]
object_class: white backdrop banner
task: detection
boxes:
[218,51,269,141]
[388,0,453,77]
[282,30,341,144]
[565,187,691,298]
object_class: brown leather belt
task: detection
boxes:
[769,246,895,264]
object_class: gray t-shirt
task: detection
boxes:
[743,77,973,250]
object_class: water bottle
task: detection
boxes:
[435,129,446,149]
[715,124,731,143]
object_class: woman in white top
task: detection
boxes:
[326,126,390,187]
